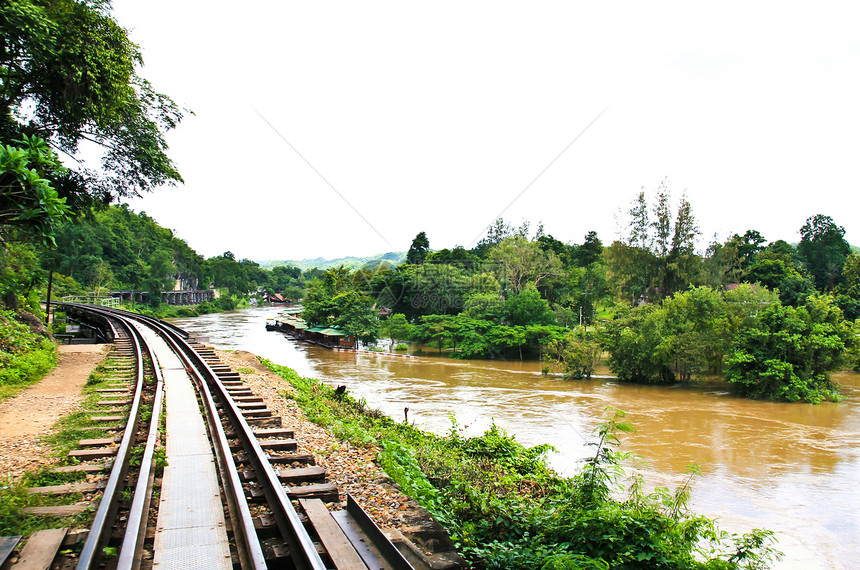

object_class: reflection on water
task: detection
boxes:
[173,307,860,569]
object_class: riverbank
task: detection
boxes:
[257,353,781,569]
[212,349,427,529]
[169,306,860,568]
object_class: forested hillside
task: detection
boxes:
[2,204,316,312]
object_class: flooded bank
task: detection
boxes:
[173,306,860,569]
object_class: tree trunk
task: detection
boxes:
[3,290,18,311]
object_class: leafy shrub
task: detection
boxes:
[0,311,57,390]
[725,295,848,402]
[173,306,199,318]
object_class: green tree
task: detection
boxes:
[407,263,472,316]
[505,284,555,326]
[488,235,562,295]
[0,240,43,311]
[627,190,651,250]
[602,304,674,383]
[472,217,514,258]
[604,240,657,305]
[425,246,479,270]
[652,181,672,258]
[698,237,741,290]
[544,328,601,379]
[406,231,430,265]
[571,230,603,267]
[797,214,850,291]
[209,252,250,296]
[730,229,767,269]
[462,292,505,322]
[725,295,848,403]
[415,314,456,354]
[303,267,379,342]
[0,135,71,246]
[661,287,727,379]
[837,253,860,299]
[0,0,184,208]
[659,193,700,297]
[143,249,175,305]
[381,313,412,348]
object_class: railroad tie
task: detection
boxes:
[10,528,68,569]
[239,466,326,483]
[20,503,90,516]
[68,447,117,460]
[27,481,106,496]
[248,482,339,503]
[300,499,366,569]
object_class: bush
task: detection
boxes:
[173,306,199,318]
[394,343,409,351]
[0,311,57,393]
[725,295,848,403]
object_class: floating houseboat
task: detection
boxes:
[267,306,356,349]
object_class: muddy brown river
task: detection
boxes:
[172,306,860,568]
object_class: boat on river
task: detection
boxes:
[266,306,356,350]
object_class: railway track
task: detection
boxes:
[5,304,421,570]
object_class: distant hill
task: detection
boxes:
[258,251,406,271]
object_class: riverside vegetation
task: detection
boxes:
[264,359,781,569]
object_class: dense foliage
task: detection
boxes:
[265,360,781,569]
[0,204,314,309]
[0,0,185,213]
[724,295,849,403]
[296,188,857,402]
[0,310,56,399]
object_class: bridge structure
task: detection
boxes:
[111,289,215,305]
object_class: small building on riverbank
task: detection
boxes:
[305,326,356,349]
[271,310,355,349]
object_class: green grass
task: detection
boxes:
[0,350,130,537]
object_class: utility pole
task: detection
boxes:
[46,270,54,324]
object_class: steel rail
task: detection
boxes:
[146,317,327,570]
[75,312,146,570]
[116,325,165,570]
[62,304,270,568]
[60,304,340,569]
[152,325,267,569]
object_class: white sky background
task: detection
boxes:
[113,1,860,262]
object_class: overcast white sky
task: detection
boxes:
[113,1,860,262]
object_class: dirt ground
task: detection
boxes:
[0,344,108,479]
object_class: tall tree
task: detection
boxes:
[488,236,562,296]
[730,230,767,269]
[627,190,651,250]
[472,217,513,258]
[652,181,672,258]
[797,214,850,291]
[406,231,430,265]
[573,230,603,267]
[0,0,184,211]
[660,193,701,297]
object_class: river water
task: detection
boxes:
[172,306,860,568]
